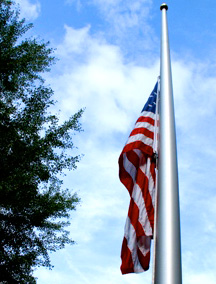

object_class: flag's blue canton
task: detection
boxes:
[141,82,158,114]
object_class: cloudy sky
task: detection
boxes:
[14,0,216,283]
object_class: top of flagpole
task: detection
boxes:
[160,3,168,10]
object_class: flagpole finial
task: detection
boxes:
[160,3,168,10]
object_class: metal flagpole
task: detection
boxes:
[153,3,182,284]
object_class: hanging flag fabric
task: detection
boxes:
[119,81,159,274]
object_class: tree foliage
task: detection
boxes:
[0,1,83,282]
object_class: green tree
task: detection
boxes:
[0,1,83,282]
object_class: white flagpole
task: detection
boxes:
[153,3,182,284]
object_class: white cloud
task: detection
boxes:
[91,0,152,27]
[186,273,216,284]
[95,0,156,54]
[64,0,157,59]
[15,0,41,21]
[48,25,159,143]
[35,24,159,283]
[65,0,82,11]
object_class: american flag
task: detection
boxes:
[119,81,159,274]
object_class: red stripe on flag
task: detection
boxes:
[129,127,154,140]
[137,246,150,271]
[122,141,154,157]
[150,161,156,184]
[121,237,134,274]
[136,167,154,230]
[136,116,155,126]
[119,154,134,196]
[128,198,145,238]
[126,149,140,172]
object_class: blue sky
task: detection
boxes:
[14,1,216,283]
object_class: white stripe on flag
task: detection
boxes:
[127,134,153,147]
[124,216,145,273]
[132,183,152,236]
